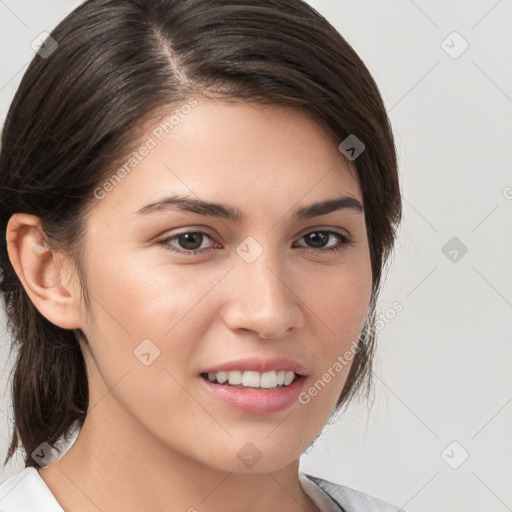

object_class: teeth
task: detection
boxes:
[242,371,260,387]
[228,370,242,385]
[260,371,277,388]
[284,371,295,385]
[206,370,297,389]
[216,371,228,384]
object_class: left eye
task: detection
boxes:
[157,229,353,255]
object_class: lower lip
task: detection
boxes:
[199,375,306,414]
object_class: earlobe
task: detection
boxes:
[5,213,83,330]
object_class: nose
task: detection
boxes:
[221,247,304,340]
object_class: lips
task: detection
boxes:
[198,356,309,413]
[199,373,307,414]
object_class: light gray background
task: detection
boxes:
[1,1,511,511]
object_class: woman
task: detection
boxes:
[0,0,403,510]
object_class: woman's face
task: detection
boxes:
[74,98,372,473]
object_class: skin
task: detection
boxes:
[6,98,372,512]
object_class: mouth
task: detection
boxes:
[198,368,307,414]
[200,370,300,390]
[198,357,308,413]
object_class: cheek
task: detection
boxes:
[79,255,215,433]
[80,251,233,397]
[307,259,372,340]
[299,258,372,406]
[85,248,213,337]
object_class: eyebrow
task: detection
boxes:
[135,194,364,221]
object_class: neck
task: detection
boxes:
[38,395,319,512]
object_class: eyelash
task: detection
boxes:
[156,229,354,256]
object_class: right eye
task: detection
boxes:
[156,230,218,255]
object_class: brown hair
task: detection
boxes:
[0,0,401,469]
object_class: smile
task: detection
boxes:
[199,373,307,414]
[201,370,298,389]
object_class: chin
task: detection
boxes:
[196,436,306,474]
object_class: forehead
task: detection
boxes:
[88,98,362,219]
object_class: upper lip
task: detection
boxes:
[201,357,308,376]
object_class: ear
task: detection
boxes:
[5,213,83,330]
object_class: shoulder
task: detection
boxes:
[0,467,64,511]
[300,472,406,512]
